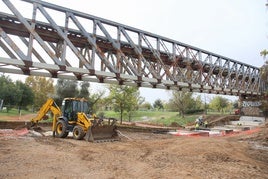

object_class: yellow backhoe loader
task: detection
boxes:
[30,98,119,142]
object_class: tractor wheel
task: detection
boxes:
[55,120,68,138]
[73,125,85,140]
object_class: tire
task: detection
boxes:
[73,125,85,140]
[55,120,68,138]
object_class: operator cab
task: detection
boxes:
[61,98,90,121]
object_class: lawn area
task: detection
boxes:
[0,108,228,126]
[100,110,201,126]
[0,108,33,121]
[0,108,32,116]
[100,110,233,126]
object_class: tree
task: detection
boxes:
[260,51,268,115]
[233,100,239,109]
[209,96,229,113]
[55,79,107,114]
[260,1,268,92]
[260,49,268,59]
[55,79,78,101]
[169,90,194,118]
[77,81,90,99]
[108,85,141,124]
[194,95,203,110]
[260,50,268,94]
[0,75,17,112]
[153,99,164,110]
[0,75,34,112]
[258,2,268,118]
[25,76,54,109]
[88,90,106,113]
[15,81,34,112]
[139,102,152,110]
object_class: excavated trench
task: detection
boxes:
[0,121,51,129]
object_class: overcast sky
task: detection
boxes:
[1,0,268,103]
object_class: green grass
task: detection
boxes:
[153,114,200,126]
[0,108,230,126]
[0,108,32,116]
[0,108,33,121]
[100,110,201,126]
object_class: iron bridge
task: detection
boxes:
[0,0,263,97]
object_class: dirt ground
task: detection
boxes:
[0,126,267,179]
[0,114,268,179]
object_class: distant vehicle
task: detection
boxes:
[234,109,240,115]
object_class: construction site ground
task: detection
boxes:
[0,115,268,179]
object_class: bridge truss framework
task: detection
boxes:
[0,0,263,97]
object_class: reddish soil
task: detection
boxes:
[0,115,267,178]
[0,113,36,121]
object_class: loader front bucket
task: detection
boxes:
[86,125,119,142]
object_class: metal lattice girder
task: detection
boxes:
[0,0,262,97]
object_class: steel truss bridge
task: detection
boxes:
[0,0,263,97]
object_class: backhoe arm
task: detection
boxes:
[31,98,62,127]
